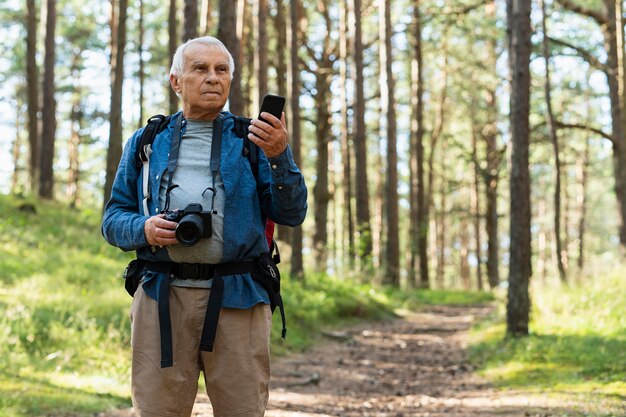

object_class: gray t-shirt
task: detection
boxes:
[159,119,225,287]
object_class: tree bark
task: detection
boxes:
[484,0,500,289]
[26,0,39,194]
[350,0,372,265]
[254,0,268,109]
[470,109,483,290]
[409,0,428,288]
[138,0,145,128]
[183,0,199,41]
[506,0,532,337]
[541,0,567,282]
[311,0,333,271]
[68,51,82,208]
[219,0,243,115]
[12,97,22,194]
[39,0,57,199]
[289,0,304,278]
[169,0,179,114]
[103,0,128,208]
[340,0,355,270]
[380,0,399,286]
[577,136,590,269]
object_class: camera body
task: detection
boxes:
[163,203,213,247]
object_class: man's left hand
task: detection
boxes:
[248,112,288,158]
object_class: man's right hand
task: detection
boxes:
[144,214,179,246]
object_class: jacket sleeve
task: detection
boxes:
[101,130,150,251]
[257,144,308,227]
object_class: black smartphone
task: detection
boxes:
[258,94,285,124]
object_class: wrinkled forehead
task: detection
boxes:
[183,43,230,69]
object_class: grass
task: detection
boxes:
[0,193,492,416]
[468,270,626,415]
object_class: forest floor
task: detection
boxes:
[99,305,624,417]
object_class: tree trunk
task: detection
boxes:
[26,0,39,194]
[200,0,213,35]
[254,0,268,109]
[12,97,22,194]
[39,0,57,199]
[484,0,500,289]
[380,0,399,286]
[103,0,128,208]
[409,0,428,288]
[273,0,290,249]
[540,0,567,283]
[274,0,287,98]
[470,104,483,290]
[506,0,532,337]
[289,0,304,279]
[67,52,82,208]
[577,136,590,269]
[183,0,198,41]
[340,0,355,270]
[219,0,243,115]
[312,0,333,271]
[138,0,145,128]
[169,0,179,114]
[435,140,447,289]
[460,217,471,290]
[350,0,372,265]
[425,26,449,287]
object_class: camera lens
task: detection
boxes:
[175,214,205,247]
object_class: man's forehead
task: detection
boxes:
[184,43,229,64]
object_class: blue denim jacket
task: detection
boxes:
[102,111,307,308]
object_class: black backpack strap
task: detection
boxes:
[135,114,170,170]
[233,116,260,177]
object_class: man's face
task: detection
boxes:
[170,43,232,120]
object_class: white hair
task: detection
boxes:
[169,36,235,79]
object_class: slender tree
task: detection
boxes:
[482,0,501,289]
[218,0,243,115]
[103,0,128,207]
[138,0,145,127]
[26,0,39,194]
[380,0,399,286]
[309,0,334,270]
[541,0,567,282]
[409,0,428,287]
[350,0,372,266]
[289,0,304,278]
[183,0,199,41]
[340,0,355,269]
[169,0,178,114]
[254,0,268,109]
[506,0,532,336]
[39,0,57,199]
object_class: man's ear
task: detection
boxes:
[169,74,181,94]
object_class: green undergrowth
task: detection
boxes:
[0,194,494,416]
[468,270,626,415]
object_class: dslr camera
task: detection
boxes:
[163,203,213,247]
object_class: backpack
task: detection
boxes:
[135,113,279,263]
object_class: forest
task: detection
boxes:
[0,0,625,416]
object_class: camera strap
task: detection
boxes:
[162,114,223,214]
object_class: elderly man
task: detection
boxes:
[102,36,307,417]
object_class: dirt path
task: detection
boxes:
[102,305,624,417]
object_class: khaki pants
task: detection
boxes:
[130,285,271,417]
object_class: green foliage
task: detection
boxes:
[0,195,133,416]
[468,269,626,403]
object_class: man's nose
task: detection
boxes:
[205,70,218,83]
